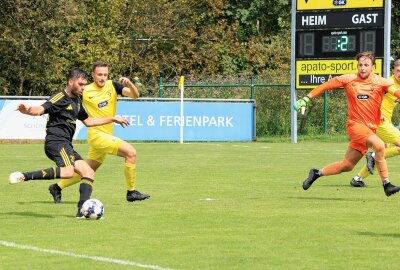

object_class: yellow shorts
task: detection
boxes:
[376,121,400,144]
[87,132,123,163]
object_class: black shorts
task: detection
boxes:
[44,140,83,167]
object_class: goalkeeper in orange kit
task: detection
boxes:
[350,59,400,187]
[294,51,400,196]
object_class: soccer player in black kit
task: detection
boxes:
[9,68,129,218]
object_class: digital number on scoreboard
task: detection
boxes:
[297,29,384,58]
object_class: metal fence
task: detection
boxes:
[158,77,290,99]
[159,78,333,135]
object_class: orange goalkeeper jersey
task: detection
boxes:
[308,74,399,130]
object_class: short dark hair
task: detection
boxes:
[66,67,87,82]
[92,61,108,72]
[393,59,400,68]
[355,51,376,66]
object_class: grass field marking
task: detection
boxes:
[0,240,175,270]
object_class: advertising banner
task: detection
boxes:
[0,100,254,141]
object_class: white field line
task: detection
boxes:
[0,240,175,270]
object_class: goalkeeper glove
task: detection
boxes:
[294,96,310,112]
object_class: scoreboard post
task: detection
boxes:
[290,0,391,143]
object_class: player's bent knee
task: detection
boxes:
[119,144,137,163]
[126,150,136,160]
[60,166,75,178]
[371,140,385,153]
[82,167,95,179]
[374,145,385,153]
[341,160,355,172]
[75,160,95,179]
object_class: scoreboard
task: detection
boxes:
[293,0,390,89]
[290,0,391,143]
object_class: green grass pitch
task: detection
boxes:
[1,141,400,269]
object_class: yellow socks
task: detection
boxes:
[57,173,81,189]
[57,163,139,191]
[358,165,370,179]
[124,163,136,191]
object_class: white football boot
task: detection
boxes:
[9,172,25,184]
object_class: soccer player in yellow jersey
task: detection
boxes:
[48,61,150,203]
[351,59,400,187]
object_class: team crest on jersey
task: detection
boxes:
[98,101,108,108]
[357,94,369,100]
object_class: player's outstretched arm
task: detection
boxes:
[294,75,347,114]
[16,104,45,116]
[120,77,140,99]
[82,116,130,128]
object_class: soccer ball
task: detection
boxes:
[80,199,104,220]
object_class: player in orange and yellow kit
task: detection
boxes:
[294,51,400,196]
[350,59,400,187]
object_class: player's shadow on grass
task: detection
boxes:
[318,184,378,189]
[289,196,362,202]
[354,231,400,238]
[322,184,357,188]
[16,201,76,205]
[0,211,74,219]
[0,211,55,218]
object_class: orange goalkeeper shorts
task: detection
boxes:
[346,120,376,155]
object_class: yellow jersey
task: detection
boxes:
[82,80,124,137]
[380,75,400,124]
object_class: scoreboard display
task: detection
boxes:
[298,29,384,58]
[293,0,389,89]
[290,0,391,143]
